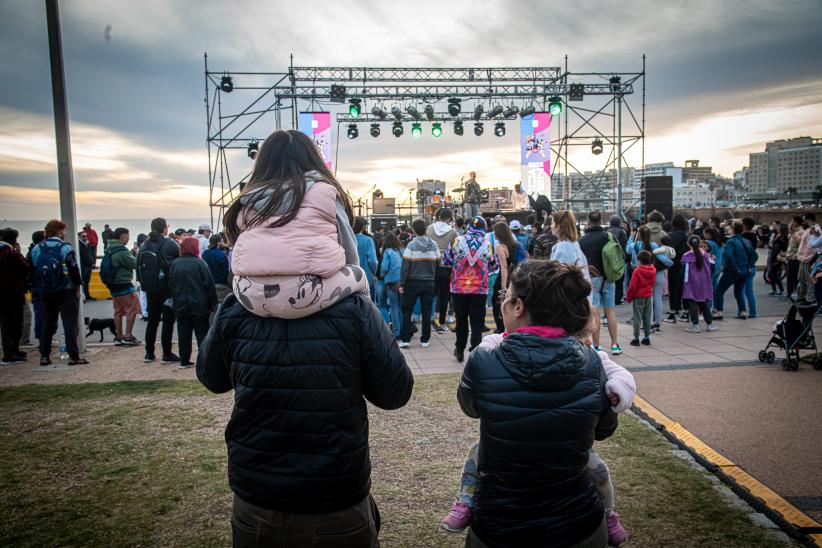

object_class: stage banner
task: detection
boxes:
[298,112,332,170]
[520,113,551,197]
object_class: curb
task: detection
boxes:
[632,395,822,547]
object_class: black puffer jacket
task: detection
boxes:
[197,293,414,513]
[667,228,690,268]
[168,255,217,318]
[458,333,617,548]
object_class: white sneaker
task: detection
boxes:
[447,315,456,324]
[421,341,430,348]
[706,324,718,332]
[398,342,410,348]
[686,325,700,333]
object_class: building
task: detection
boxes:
[747,137,822,199]
[673,184,715,208]
[682,160,714,185]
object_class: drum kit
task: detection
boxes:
[425,188,464,216]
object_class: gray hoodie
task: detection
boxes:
[400,236,440,285]
[425,221,459,266]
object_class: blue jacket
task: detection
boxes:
[202,247,229,285]
[356,234,378,284]
[723,234,757,275]
[380,247,402,284]
[29,237,82,291]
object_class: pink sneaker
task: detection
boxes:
[441,502,472,533]
[606,511,628,546]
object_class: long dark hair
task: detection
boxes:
[508,260,591,332]
[688,235,704,270]
[383,233,402,252]
[637,226,652,251]
[223,130,353,244]
[493,222,518,248]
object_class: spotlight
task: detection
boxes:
[373,189,384,199]
[569,83,584,101]
[473,104,484,121]
[591,138,603,155]
[411,122,422,138]
[454,119,464,136]
[348,98,362,118]
[371,106,387,119]
[370,123,381,138]
[494,122,506,137]
[487,105,503,119]
[548,96,563,116]
[392,121,404,137]
[448,98,462,116]
[519,105,536,117]
[502,106,519,118]
[407,106,421,120]
[609,76,621,93]
[432,123,442,137]
[347,124,359,139]
[220,75,233,93]
[330,84,346,103]
[424,104,435,121]
[391,106,403,120]
[474,122,484,136]
[247,140,258,159]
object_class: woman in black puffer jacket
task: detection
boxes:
[458,260,618,548]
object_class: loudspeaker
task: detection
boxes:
[372,198,396,215]
[371,215,397,233]
[642,176,673,222]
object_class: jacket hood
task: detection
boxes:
[634,263,657,281]
[107,241,127,252]
[647,222,664,235]
[432,221,454,237]
[181,237,200,256]
[410,235,438,253]
[496,333,590,391]
[681,250,708,264]
[239,170,326,214]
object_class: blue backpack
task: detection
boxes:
[34,241,68,293]
[99,248,127,288]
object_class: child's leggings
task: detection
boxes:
[457,443,615,514]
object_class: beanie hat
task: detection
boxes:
[180,236,200,256]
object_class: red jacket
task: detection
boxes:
[626,263,656,302]
[85,228,99,248]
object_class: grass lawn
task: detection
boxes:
[0,375,788,547]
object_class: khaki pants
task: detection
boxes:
[232,494,380,548]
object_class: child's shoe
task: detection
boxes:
[629,338,640,346]
[641,336,651,346]
[606,511,628,546]
[441,501,472,533]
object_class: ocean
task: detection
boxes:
[1,218,214,246]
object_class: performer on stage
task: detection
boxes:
[464,172,482,219]
[511,183,529,210]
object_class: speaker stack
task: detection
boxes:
[642,176,673,221]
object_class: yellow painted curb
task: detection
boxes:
[633,395,822,544]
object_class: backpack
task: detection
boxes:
[137,239,169,292]
[34,241,68,293]
[602,233,625,282]
[99,248,127,288]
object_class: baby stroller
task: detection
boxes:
[758,303,822,371]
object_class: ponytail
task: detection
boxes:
[688,236,704,270]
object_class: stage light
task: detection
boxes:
[330,84,346,103]
[247,140,258,159]
[424,104,435,121]
[373,189,384,199]
[220,76,233,93]
[609,76,621,93]
[411,122,422,138]
[347,124,359,139]
[503,106,519,118]
[487,105,503,119]
[591,138,603,155]
[392,121,404,137]
[569,83,584,101]
[448,98,462,116]
[432,123,442,137]
[370,123,381,138]
[454,119,464,136]
[474,122,484,136]
[473,104,484,121]
[519,105,536,117]
[348,98,362,117]
[391,106,403,120]
[372,106,387,119]
[407,106,421,120]
[494,122,506,137]
[548,96,563,116]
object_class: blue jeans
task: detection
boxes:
[714,270,747,314]
[465,203,479,219]
[376,280,390,323]
[743,269,757,317]
[386,284,401,338]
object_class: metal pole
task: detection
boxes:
[45,0,85,353]
[616,95,623,218]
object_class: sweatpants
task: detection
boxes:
[145,289,175,356]
[39,289,80,360]
[632,297,652,339]
[687,300,713,326]
[452,293,486,352]
[0,295,25,359]
[176,315,210,365]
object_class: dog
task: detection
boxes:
[84,317,117,342]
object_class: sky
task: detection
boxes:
[1,0,821,221]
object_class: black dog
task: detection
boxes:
[84,317,117,342]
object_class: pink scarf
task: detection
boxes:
[503,326,567,339]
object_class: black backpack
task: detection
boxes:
[34,241,69,293]
[137,239,170,292]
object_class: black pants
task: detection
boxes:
[492,275,504,332]
[401,279,434,343]
[687,300,713,325]
[145,289,175,356]
[434,266,452,323]
[453,293,486,352]
[0,295,24,359]
[787,258,799,297]
[614,273,625,305]
[768,263,784,293]
[668,264,684,312]
[81,268,92,299]
[39,289,80,360]
[176,315,210,365]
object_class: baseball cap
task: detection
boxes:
[174,228,186,236]
[199,223,212,232]
[510,220,523,231]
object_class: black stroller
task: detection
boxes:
[758,303,822,371]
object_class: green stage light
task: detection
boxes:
[348,98,361,117]
[548,96,562,116]
[412,122,422,138]
[432,123,442,137]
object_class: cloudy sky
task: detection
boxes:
[1,0,821,221]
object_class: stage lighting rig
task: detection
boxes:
[548,96,563,116]
[494,122,506,137]
[487,105,503,118]
[432,123,442,137]
[372,106,387,119]
[392,121,404,137]
[370,123,381,138]
[474,122,484,136]
[569,83,584,101]
[411,122,422,138]
[373,189,384,199]
[348,98,362,117]
[220,75,233,93]
[473,104,484,121]
[330,84,346,103]
[609,76,621,93]
[448,98,462,116]
[591,138,604,155]
[347,124,359,139]
[391,106,403,120]
[519,105,536,117]
[424,104,435,121]
[407,106,421,120]
[247,140,258,159]
[502,106,519,118]
[454,119,464,136]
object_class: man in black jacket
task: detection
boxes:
[664,215,691,323]
[197,292,413,547]
[77,231,96,300]
[579,211,620,354]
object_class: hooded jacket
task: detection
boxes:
[626,263,656,301]
[400,235,439,285]
[645,221,667,245]
[168,239,218,318]
[681,250,714,302]
[458,333,617,547]
[443,223,497,294]
[104,241,137,291]
[579,225,609,277]
[425,221,458,266]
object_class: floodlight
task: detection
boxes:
[330,84,346,103]
[473,104,484,121]
[411,122,422,137]
[502,106,519,118]
[220,76,233,93]
[448,98,462,116]
[372,106,387,119]
[432,123,442,137]
[569,83,584,101]
[591,138,604,155]
[391,106,403,120]
[424,104,435,121]
[392,121,403,137]
[407,106,421,120]
[247,140,258,159]
[548,96,563,116]
[347,124,359,139]
[370,123,381,138]
[454,119,464,136]
[519,105,536,117]
[609,76,621,93]
[348,98,362,117]
[494,122,506,137]
[487,105,503,119]
[474,122,484,136]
